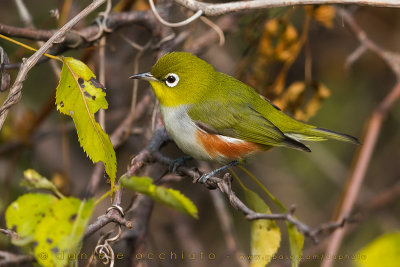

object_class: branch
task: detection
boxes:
[174,0,400,16]
[0,251,34,266]
[0,228,18,239]
[84,210,133,239]
[0,0,108,131]
[0,10,157,50]
[118,127,349,244]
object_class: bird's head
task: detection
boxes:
[130,52,215,107]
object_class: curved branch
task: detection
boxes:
[174,0,400,16]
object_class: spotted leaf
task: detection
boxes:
[5,193,57,246]
[55,57,116,191]
[33,197,95,267]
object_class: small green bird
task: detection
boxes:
[130,52,359,183]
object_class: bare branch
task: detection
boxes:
[174,0,400,16]
[0,10,158,58]
[0,251,34,266]
[150,0,203,27]
[0,0,108,130]
[84,209,133,239]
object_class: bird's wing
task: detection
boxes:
[187,100,310,152]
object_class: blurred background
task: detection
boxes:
[0,0,399,266]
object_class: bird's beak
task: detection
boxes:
[129,72,158,82]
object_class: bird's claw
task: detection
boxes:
[197,173,210,184]
[169,156,192,173]
[197,173,217,189]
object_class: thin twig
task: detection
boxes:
[0,251,34,266]
[186,14,238,54]
[200,16,225,46]
[0,10,158,64]
[149,0,203,27]
[0,0,108,130]
[0,229,18,240]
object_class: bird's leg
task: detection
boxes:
[198,160,239,185]
[169,156,193,173]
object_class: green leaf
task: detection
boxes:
[244,188,281,267]
[120,176,198,218]
[33,197,95,267]
[55,57,116,191]
[287,222,304,267]
[238,166,304,267]
[6,193,57,246]
[356,232,400,267]
[21,169,64,198]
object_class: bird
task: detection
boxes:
[130,52,359,184]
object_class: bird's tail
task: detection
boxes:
[284,127,361,145]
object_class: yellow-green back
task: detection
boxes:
[148,52,359,150]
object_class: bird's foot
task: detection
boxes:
[197,160,239,188]
[169,156,192,173]
[197,173,212,184]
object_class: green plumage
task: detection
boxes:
[137,52,360,154]
[185,67,359,152]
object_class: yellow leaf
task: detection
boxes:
[356,232,400,267]
[244,188,281,267]
[120,176,198,218]
[301,82,331,121]
[55,57,116,191]
[265,19,279,36]
[287,222,304,267]
[274,81,306,111]
[313,5,336,28]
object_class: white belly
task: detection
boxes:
[160,105,213,161]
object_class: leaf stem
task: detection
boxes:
[238,165,287,212]
[0,34,61,61]
[95,185,120,206]
[230,169,247,190]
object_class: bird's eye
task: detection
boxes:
[164,73,179,87]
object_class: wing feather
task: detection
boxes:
[188,100,310,152]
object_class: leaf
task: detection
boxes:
[5,193,57,246]
[356,232,400,267]
[244,188,281,267]
[33,197,95,267]
[287,222,304,267]
[311,5,336,28]
[274,81,305,112]
[21,169,64,198]
[55,57,116,191]
[300,82,330,121]
[6,193,95,267]
[120,176,198,218]
[239,167,303,267]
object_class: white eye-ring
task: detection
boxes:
[164,73,179,87]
